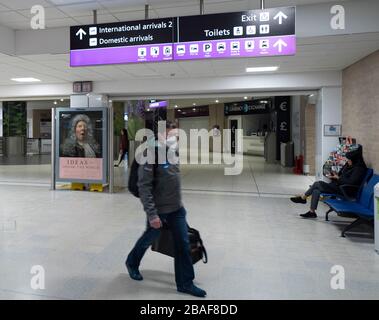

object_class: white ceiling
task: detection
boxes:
[0,0,376,91]
[0,32,378,86]
[0,0,348,30]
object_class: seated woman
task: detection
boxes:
[290,146,367,218]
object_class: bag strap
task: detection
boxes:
[201,245,208,264]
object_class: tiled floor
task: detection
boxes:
[0,156,378,300]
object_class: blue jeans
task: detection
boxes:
[126,207,195,289]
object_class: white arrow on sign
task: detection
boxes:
[273,39,287,52]
[76,28,87,40]
[273,11,288,24]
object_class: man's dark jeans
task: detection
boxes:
[126,207,194,289]
[305,181,341,210]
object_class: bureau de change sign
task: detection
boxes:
[70,7,295,67]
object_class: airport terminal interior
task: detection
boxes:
[1,0,379,300]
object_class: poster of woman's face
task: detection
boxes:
[59,111,103,158]
[57,109,106,183]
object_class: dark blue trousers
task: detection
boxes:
[126,207,195,289]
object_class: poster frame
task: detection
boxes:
[55,107,108,184]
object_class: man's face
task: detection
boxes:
[75,121,87,142]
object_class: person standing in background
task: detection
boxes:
[115,128,129,167]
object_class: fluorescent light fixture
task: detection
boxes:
[246,66,279,73]
[11,77,41,83]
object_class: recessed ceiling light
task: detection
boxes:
[60,98,64,102]
[174,105,178,108]
[215,100,219,103]
[244,96,248,100]
[193,108,196,111]
[178,109,181,112]
[246,66,279,73]
[11,77,41,83]
[193,103,196,106]
[54,101,58,105]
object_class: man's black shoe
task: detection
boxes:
[300,211,317,218]
[125,262,143,281]
[178,284,207,298]
[290,196,307,204]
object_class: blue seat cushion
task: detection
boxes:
[324,199,373,218]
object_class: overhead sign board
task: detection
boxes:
[174,7,296,60]
[148,101,168,109]
[70,7,295,67]
[224,100,271,116]
[70,18,176,67]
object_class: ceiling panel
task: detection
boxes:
[73,14,119,25]
[0,0,355,30]
[45,17,80,28]
[0,0,52,10]
[0,30,378,85]
[113,10,159,21]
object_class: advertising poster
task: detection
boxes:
[56,108,107,183]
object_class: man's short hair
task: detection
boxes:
[166,121,177,130]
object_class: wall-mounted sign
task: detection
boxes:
[70,7,295,67]
[175,7,296,61]
[70,18,175,67]
[73,81,93,93]
[224,100,271,115]
[324,124,342,136]
[149,101,168,109]
[175,106,209,118]
[55,108,108,183]
[274,96,291,160]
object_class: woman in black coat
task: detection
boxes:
[290,146,367,218]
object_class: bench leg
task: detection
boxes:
[341,218,364,238]
[325,208,333,221]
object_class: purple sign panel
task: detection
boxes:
[174,35,295,61]
[149,101,168,109]
[71,43,173,67]
[70,7,296,67]
[70,18,175,67]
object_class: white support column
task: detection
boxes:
[315,87,342,180]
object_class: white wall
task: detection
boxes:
[315,87,342,180]
[0,71,341,99]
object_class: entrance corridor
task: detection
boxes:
[1,157,378,300]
